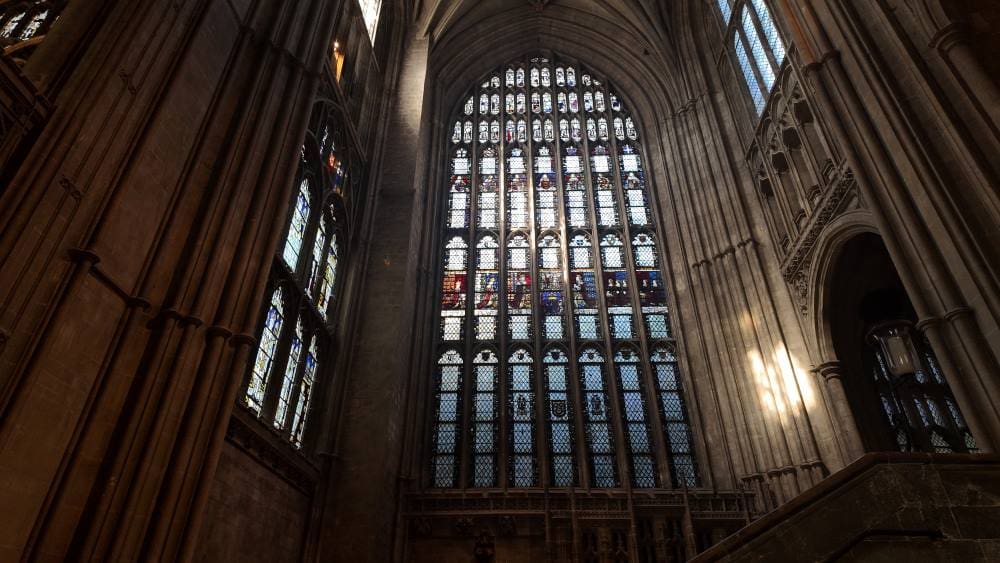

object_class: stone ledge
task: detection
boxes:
[691,452,1000,562]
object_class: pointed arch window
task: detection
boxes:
[241,101,351,449]
[430,55,700,490]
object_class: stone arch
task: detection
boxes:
[809,209,880,361]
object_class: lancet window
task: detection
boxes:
[242,101,349,449]
[429,55,699,490]
[718,0,787,113]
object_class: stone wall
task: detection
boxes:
[693,454,1000,562]
[196,442,311,563]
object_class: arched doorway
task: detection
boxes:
[827,233,976,453]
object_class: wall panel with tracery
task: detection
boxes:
[429,54,699,490]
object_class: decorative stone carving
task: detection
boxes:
[780,167,858,315]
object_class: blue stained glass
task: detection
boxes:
[432,57,701,490]
[652,347,699,486]
[432,350,464,487]
[247,288,284,413]
[274,322,304,430]
[282,178,311,271]
[290,339,318,447]
[307,216,328,299]
[317,230,339,320]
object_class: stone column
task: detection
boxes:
[0,0,334,560]
[814,361,865,461]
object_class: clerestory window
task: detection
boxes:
[243,101,348,449]
[718,0,787,114]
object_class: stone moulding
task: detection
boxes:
[780,165,857,314]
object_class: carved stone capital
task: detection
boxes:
[813,361,845,381]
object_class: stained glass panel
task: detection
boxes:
[290,339,317,447]
[472,349,499,487]
[274,321,304,430]
[509,349,536,487]
[580,348,618,487]
[247,288,285,413]
[282,178,311,271]
[431,55,699,490]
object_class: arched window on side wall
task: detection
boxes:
[0,1,67,64]
[427,54,700,490]
[717,0,787,114]
[242,100,350,449]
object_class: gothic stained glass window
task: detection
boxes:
[615,348,657,487]
[581,348,618,487]
[509,348,537,486]
[545,348,576,486]
[274,321,305,430]
[735,34,765,112]
[247,288,285,413]
[429,55,699,490]
[242,100,350,449]
[290,339,319,447]
[651,347,699,487]
[472,349,500,486]
[283,179,312,271]
[431,350,464,487]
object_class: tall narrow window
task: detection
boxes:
[274,320,305,430]
[652,346,699,486]
[430,55,699,490]
[580,347,618,487]
[283,179,311,271]
[431,350,463,487]
[544,348,576,486]
[358,0,382,43]
[472,349,500,487]
[615,347,657,487]
[721,1,787,114]
[247,288,285,414]
[509,348,537,486]
[241,100,351,449]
